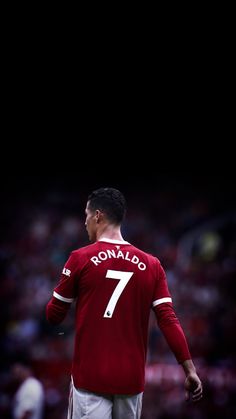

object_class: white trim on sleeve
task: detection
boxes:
[152,297,172,307]
[53,291,74,303]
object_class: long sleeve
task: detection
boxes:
[46,251,79,324]
[153,302,191,363]
[46,296,71,324]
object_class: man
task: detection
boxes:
[11,362,44,419]
[46,187,203,418]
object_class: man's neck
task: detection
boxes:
[97,224,124,242]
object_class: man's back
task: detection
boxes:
[47,187,203,418]
[52,238,171,394]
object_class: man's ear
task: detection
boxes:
[95,209,102,223]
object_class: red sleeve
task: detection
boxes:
[53,251,79,302]
[152,262,191,363]
[153,302,191,363]
[46,251,80,324]
[152,262,172,307]
[46,296,70,324]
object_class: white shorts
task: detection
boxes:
[67,378,143,419]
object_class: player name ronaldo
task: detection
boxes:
[90,249,147,271]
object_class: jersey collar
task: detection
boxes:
[98,238,130,245]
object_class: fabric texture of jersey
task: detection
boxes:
[47,239,191,394]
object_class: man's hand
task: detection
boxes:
[184,372,203,402]
[181,359,203,402]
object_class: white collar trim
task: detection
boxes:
[98,238,130,245]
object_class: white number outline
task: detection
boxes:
[103,269,134,318]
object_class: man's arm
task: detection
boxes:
[46,251,79,324]
[46,296,71,324]
[154,302,191,362]
[154,302,203,402]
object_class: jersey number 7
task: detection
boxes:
[103,270,134,318]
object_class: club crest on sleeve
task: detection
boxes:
[62,267,71,277]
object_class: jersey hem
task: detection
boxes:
[72,378,144,395]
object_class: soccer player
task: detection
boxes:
[46,187,203,419]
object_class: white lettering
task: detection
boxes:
[98,251,108,260]
[90,249,146,271]
[117,250,125,259]
[138,262,146,270]
[131,255,139,264]
[91,256,101,266]
[125,252,131,261]
[107,249,116,258]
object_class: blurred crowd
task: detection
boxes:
[0,181,235,418]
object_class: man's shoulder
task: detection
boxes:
[130,244,160,265]
[71,242,99,257]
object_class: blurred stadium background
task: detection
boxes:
[0,172,235,418]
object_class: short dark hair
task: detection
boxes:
[88,187,126,225]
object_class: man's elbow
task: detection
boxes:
[46,305,62,325]
[46,298,69,325]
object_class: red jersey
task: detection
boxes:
[46,238,191,394]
